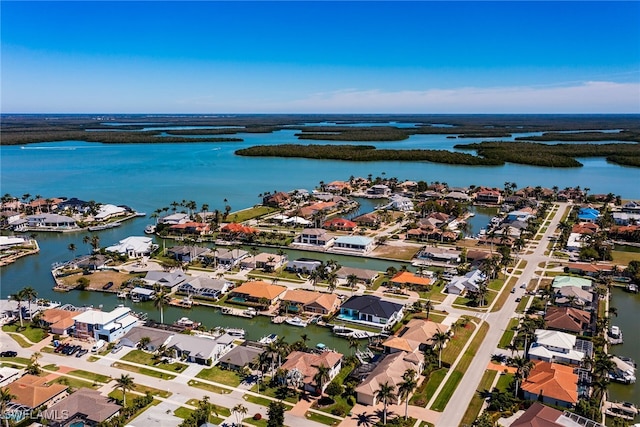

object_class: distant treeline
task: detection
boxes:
[235,144,503,165]
[236,141,640,168]
[0,130,243,145]
[515,130,640,143]
[295,127,410,142]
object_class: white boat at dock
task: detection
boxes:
[604,401,638,420]
[225,328,245,337]
[608,325,624,345]
[144,224,156,234]
[259,334,278,344]
[221,306,256,318]
[285,316,308,327]
[174,317,201,329]
[332,324,378,339]
[88,222,121,231]
[117,291,128,299]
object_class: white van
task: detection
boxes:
[91,339,106,353]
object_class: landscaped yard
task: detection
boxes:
[227,206,279,223]
[185,399,231,417]
[459,370,497,427]
[120,349,188,373]
[409,369,446,406]
[2,323,48,343]
[68,369,111,383]
[305,411,341,426]
[497,318,520,349]
[48,376,98,390]
[111,361,177,380]
[188,379,231,394]
[251,382,300,404]
[196,366,242,387]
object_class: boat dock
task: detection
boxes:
[221,306,256,318]
[603,401,638,420]
[271,316,286,324]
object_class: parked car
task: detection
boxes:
[515,297,522,302]
[75,349,88,358]
[0,351,17,357]
[510,288,516,293]
[520,283,527,288]
[111,344,123,354]
[102,281,114,290]
[91,339,106,353]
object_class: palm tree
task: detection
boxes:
[1,388,17,427]
[326,271,339,294]
[312,364,331,396]
[424,299,434,320]
[375,381,397,425]
[508,356,534,397]
[432,331,451,368]
[114,374,135,407]
[21,287,37,321]
[138,336,151,350]
[153,287,170,324]
[397,369,418,419]
[10,291,25,328]
[233,403,248,427]
[348,335,360,355]
[346,274,358,294]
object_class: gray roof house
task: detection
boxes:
[215,248,248,267]
[119,326,173,351]
[336,266,380,284]
[445,269,486,295]
[339,295,404,329]
[218,342,266,371]
[177,276,232,300]
[42,388,121,427]
[166,333,235,365]
[143,270,188,292]
[168,245,213,262]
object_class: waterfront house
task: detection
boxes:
[326,181,351,193]
[218,342,266,371]
[73,306,139,342]
[129,287,156,302]
[263,191,291,207]
[166,333,234,365]
[281,289,340,315]
[26,213,77,230]
[177,276,231,300]
[39,308,77,336]
[382,319,449,355]
[280,350,343,394]
[445,269,485,295]
[613,212,640,226]
[295,228,334,248]
[577,207,600,223]
[143,270,188,292]
[554,286,594,309]
[355,352,420,406]
[298,201,337,219]
[214,248,248,268]
[338,295,404,329]
[475,190,502,205]
[509,402,604,427]
[389,271,432,288]
[119,326,173,351]
[335,266,380,285]
[331,235,374,253]
[381,194,414,211]
[367,184,391,196]
[94,204,128,221]
[505,208,535,223]
[528,329,589,366]
[73,254,110,271]
[521,361,578,408]
[169,222,211,236]
[622,200,640,213]
[352,212,380,228]
[444,191,470,202]
[219,223,259,240]
[286,258,323,273]
[565,262,612,277]
[159,213,189,225]
[544,306,592,335]
[415,246,461,264]
[167,245,212,263]
[105,236,156,259]
[240,252,287,271]
[0,211,22,227]
[42,388,121,427]
[228,280,287,307]
[551,276,592,290]
[4,374,68,411]
[322,217,357,231]
[28,197,63,214]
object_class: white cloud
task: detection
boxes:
[269,81,640,114]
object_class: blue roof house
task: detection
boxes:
[577,207,600,223]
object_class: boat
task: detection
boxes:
[131,296,141,303]
[88,222,120,231]
[169,297,193,308]
[609,325,624,344]
[225,328,245,337]
[285,316,308,327]
[174,317,201,329]
[626,283,638,293]
[117,291,128,299]
[316,343,327,350]
[144,224,156,234]
[259,334,278,345]
[332,325,357,336]
[604,401,638,420]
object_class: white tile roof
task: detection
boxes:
[73,306,131,325]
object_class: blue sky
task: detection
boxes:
[2,1,639,113]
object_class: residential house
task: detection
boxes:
[42,388,121,427]
[219,223,259,240]
[218,342,266,371]
[381,194,414,211]
[326,181,351,194]
[382,319,449,356]
[4,374,67,411]
[129,287,156,302]
[544,306,592,335]
[571,222,599,235]
[521,361,579,408]
[281,350,343,394]
[554,286,594,309]
[73,306,139,342]
[169,222,211,236]
[143,270,188,292]
[509,402,604,427]
[0,211,22,227]
[40,308,77,336]
[331,235,374,253]
[356,352,420,406]
[105,236,156,259]
[622,201,640,214]
[367,184,391,196]
[528,329,589,366]
[0,367,22,388]
[281,289,340,315]
[177,276,231,300]
[444,191,470,202]
[505,208,535,223]
[577,207,600,223]
[26,213,77,229]
[94,204,127,221]
[298,201,337,219]
[159,213,189,225]
[73,254,109,271]
[166,333,234,365]
[565,263,612,277]
[552,276,592,290]
[613,212,640,226]
[445,270,486,295]
[322,217,357,231]
[286,258,323,273]
[475,190,503,204]
[338,295,404,329]
[335,266,379,285]
[167,245,212,263]
[119,326,173,351]
[263,192,291,207]
[215,248,248,268]
[228,281,288,307]
[296,228,334,248]
[240,252,287,271]
[389,271,432,288]
[566,233,585,252]
[352,212,380,228]
[415,247,461,264]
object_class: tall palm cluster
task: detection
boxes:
[374,368,419,425]
[10,286,38,328]
[307,259,341,293]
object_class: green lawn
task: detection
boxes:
[68,369,111,383]
[515,296,530,313]
[111,361,177,380]
[188,379,231,394]
[430,371,463,411]
[305,411,341,426]
[174,406,194,419]
[243,394,275,407]
[251,383,300,404]
[409,368,446,407]
[42,364,59,371]
[196,366,242,386]
[2,323,49,343]
[495,373,514,392]
[4,333,32,348]
[0,356,32,365]
[185,399,231,417]
[120,349,188,373]
[48,376,98,390]
[441,321,476,366]
[497,318,520,349]
[459,370,496,427]
[244,416,269,427]
[227,206,279,222]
